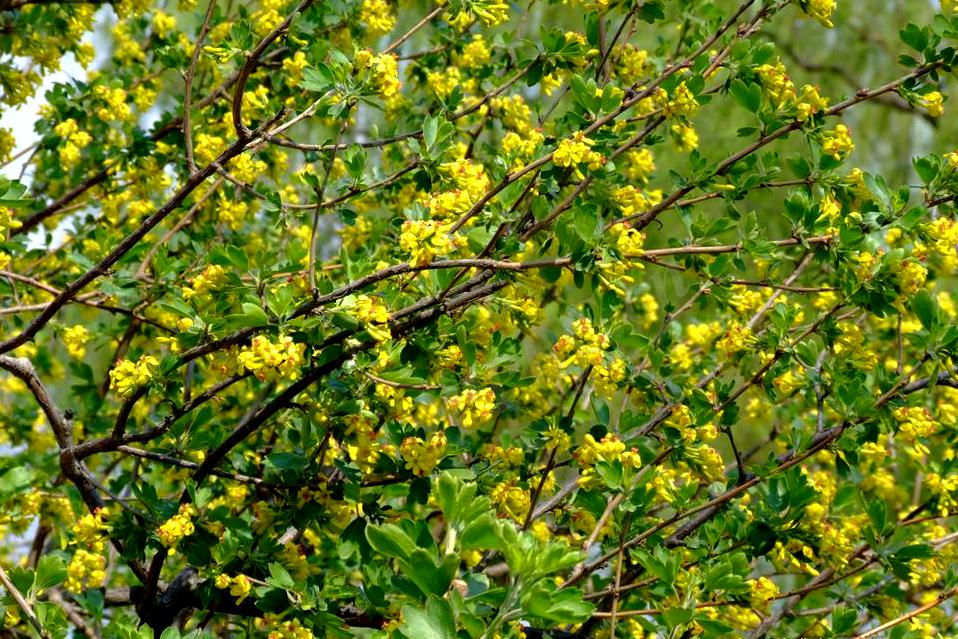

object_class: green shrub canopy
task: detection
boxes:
[2,0,958,637]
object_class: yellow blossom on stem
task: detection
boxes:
[109,354,159,397]
[237,334,306,381]
[918,90,944,117]
[553,132,603,170]
[400,431,447,476]
[447,387,496,428]
[820,124,854,161]
[359,0,395,35]
[157,504,197,549]
[797,0,836,28]
[62,324,90,358]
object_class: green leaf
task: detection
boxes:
[366,523,417,560]
[35,555,67,591]
[398,548,454,597]
[398,597,456,639]
[521,581,594,624]
[911,289,938,331]
[267,563,296,590]
[728,79,762,113]
[0,467,34,505]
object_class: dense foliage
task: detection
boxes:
[3,0,958,637]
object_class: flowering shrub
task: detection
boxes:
[2,0,958,638]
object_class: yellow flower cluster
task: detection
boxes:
[593,357,627,399]
[260,616,315,639]
[501,129,545,167]
[0,129,14,163]
[925,473,958,515]
[66,509,110,593]
[157,503,197,549]
[93,85,132,122]
[575,433,642,486]
[400,431,447,476]
[447,387,496,428]
[420,158,491,218]
[892,406,937,442]
[54,118,92,166]
[553,132,603,170]
[251,0,285,35]
[924,217,958,272]
[216,194,253,230]
[359,0,395,35]
[609,221,645,257]
[0,205,23,237]
[944,0,958,13]
[282,51,308,83]
[671,123,698,152]
[895,260,927,299]
[152,10,176,37]
[612,44,649,85]
[215,573,252,603]
[798,0,837,28]
[665,81,699,118]
[756,61,796,109]
[456,35,491,68]
[490,480,530,520]
[554,316,612,370]
[182,263,228,300]
[62,325,90,358]
[109,354,159,397]
[448,0,509,28]
[426,66,464,101]
[796,84,829,121]
[353,295,391,342]
[715,323,755,357]
[611,186,663,218]
[355,50,401,103]
[820,124,854,161]
[622,148,655,183]
[918,91,944,117]
[490,94,533,134]
[342,412,383,474]
[67,548,107,593]
[237,334,306,381]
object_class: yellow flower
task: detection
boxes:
[447,387,496,428]
[66,548,107,593]
[350,295,391,342]
[237,334,306,381]
[798,0,836,28]
[610,222,645,256]
[553,132,603,170]
[355,50,401,102]
[665,81,699,118]
[671,123,698,152]
[715,323,755,357]
[62,325,90,358]
[152,10,177,37]
[820,124,854,161]
[359,0,395,35]
[400,431,447,476]
[456,35,491,68]
[622,148,655,183]
[181,263,228,300]
[109,354,159,397]
[796,84,829,121]
[157,504,197,548]
[228,574,252,603]
[756,60,796,109]
[918,91,944,118]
